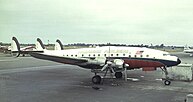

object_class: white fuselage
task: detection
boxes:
[40,46,179,69]
[44,46,176,61]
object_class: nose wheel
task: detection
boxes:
[164,80,171,85]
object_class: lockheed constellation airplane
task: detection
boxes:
[11,37,181,85]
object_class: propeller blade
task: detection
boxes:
[110,67,115,73]
[101,64,109,71]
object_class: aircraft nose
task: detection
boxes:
[177,58,181,65]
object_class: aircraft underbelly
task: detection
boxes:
[124,59,164,68]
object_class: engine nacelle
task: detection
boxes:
[87,57,106,66]
[113,59,124,68]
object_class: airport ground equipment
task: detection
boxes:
[163,64,193,81]
[186,94,193,102]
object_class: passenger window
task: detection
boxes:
[75,55,77,57]
[82,54,84,57]
[140,55,143,57]
[116,54,119,56]
[98,54,100,56]
[111,54,113,56]
[67,55,68,57]
[104,54,107,57]
[123,54,125,56]
[134,55,137,58]
[129,55,131,58]
[146,55,149,57]
[89,54,91,57]
[71,55,73,57]
[93,54,95,57]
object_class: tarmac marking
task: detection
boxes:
[136,84,193,93]
[0,65,65,74]
[0,59,19,62]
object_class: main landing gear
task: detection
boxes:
[91,71,123,84]
[161,66,171,86]
[92,75,101,84]
[115,72,123,79]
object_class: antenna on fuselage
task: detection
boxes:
[108,46,110,60]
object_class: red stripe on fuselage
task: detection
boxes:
[124,59,164,68]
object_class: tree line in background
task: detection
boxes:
[0,42,183,49]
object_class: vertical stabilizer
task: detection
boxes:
[55,39,64,50]
[11,37,20,52]
[36,38,45,51]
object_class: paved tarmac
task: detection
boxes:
[0,52,193,102]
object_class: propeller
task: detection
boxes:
[101,61,112,71]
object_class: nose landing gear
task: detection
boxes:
[161,66,171,86]
[164,80,171,85]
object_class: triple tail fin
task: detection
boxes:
[55,39,64,50]
[11,37,44,57]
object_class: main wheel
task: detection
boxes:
[164,80,171,85]
[115,72,123,79]
[92,75,101,84]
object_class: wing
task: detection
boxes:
[29,52,88,65]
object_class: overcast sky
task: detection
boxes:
[0,0,193,46]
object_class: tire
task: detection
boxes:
[92,75,101,84]
[115,72,122,79]
[164,80,171,85]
